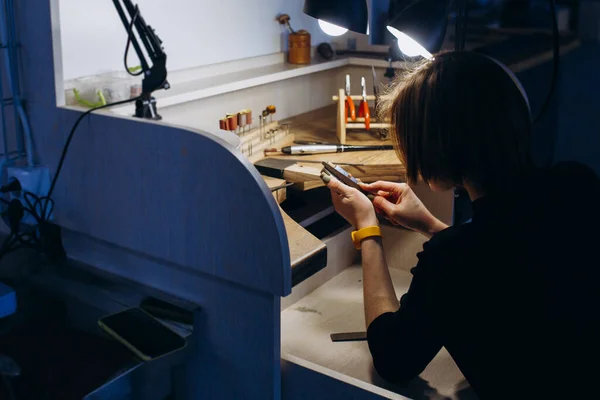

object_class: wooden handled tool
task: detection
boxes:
[276,14,295,34]
[372,66,379,111]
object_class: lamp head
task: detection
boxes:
[386,0,449,59]
[303,0,368,35]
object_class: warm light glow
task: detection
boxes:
[386,26,433,59]
[318,19,348,36]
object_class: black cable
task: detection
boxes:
[0,191,41,261]
[42,95,140,218]
[533,0,559,123]
[2,97,139,262]
[124,5,143,77]
[23,192,43,225]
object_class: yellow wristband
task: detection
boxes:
[351,226,381,250]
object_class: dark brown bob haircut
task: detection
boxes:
[380,51,533,193]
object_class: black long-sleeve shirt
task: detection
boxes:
[367,162,600,400]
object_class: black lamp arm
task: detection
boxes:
[112,0,169,95]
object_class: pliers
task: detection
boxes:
[358,76,370,130]
[345,74,356,121]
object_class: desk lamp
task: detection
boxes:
[112,0,170,120]
[385,0,558,123]
[386,0,450,58]
[303,0,369,36]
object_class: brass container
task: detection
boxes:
[288,30,311,65]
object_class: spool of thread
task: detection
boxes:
[288,30,311,65]
[246,110,253,126]
[226,114,238,131]
[237,111,246,127]
[219,118,228,130]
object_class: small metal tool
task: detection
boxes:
[270,182,295,192]
[345,74,356,121]
[358,77,370,131]
[371,66,379,111]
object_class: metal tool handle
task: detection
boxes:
[361,77,367,99]
[345,74,351,94]
[286,145,339,155]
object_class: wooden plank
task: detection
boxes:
[262,175,287,204]
[283,163,323,182]
[257,176,328,281]
[279,206,327,278]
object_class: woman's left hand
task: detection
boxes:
[322,173,378,230]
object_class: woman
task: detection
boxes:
[322,51,600,399]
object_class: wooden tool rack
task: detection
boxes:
[332,89,391,144]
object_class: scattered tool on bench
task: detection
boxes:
[266,105,276,123]
[371,66,379,111]
[345,74,356,121]
[357,77,370,131]
[260,109,269,139]
[269,182,295,192]
[261,157,365,167]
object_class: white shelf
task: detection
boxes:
[110,56,408,115]
[347,57,410,69]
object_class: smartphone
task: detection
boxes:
[98,308,187,361]
[330,331,368,342]
[321,161,373,198]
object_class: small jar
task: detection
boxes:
[288,30,311,65]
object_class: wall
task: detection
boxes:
[57,0,331,81]
[158,65,388,136]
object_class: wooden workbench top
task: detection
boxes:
[262,174,327,285]
[250,106,403,165]
[252,106,406,190]
[256,106,405,286]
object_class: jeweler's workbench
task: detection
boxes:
[251,105,405,190]
[251,105,406,286]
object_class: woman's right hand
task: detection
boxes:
[360,181,448,238]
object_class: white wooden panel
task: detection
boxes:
[281,266,477,400]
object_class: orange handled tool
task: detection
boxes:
[345,74,356,121]
[357,76,370,130]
